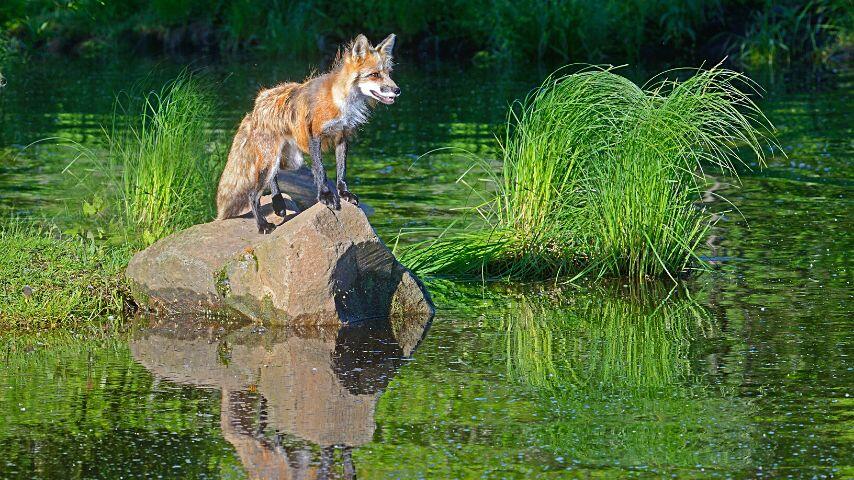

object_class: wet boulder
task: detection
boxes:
[125,174,433,325]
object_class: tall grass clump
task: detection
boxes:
[103,72,221,246]
[400,65,775,280]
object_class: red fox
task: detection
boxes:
[216,34,400,233]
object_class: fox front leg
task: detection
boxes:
[335,139,359,206]
[309,137,339,209]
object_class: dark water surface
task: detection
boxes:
[0,57,851,479]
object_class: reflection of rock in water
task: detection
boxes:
[130,315,430,479]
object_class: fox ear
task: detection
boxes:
[376,33,396,56]
[350,34,370,59]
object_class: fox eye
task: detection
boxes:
[369,72,381,78]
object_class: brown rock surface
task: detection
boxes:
[125,176,433,326]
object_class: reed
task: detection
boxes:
[105,72,221,246]
[399,65,775,280]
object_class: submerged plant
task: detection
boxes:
[400,65,775,280]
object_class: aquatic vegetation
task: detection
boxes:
[91,72,222,247]
[0,221,131,331]
[400,66,775,280]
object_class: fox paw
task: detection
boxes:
[339,189,359,206]
[271,194,288,217]
[257,221,276,234]
[318,189,341,210]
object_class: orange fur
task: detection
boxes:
[216,34,399,227]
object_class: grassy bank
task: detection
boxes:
[1,73,221,333]
[0,222,132,332]
[0,1,849,66]
[399,66,775,280]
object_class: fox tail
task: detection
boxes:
[216,116,256,220]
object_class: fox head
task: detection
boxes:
[342,34,400,105]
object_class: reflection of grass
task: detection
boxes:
[0,221,131,331]
[539,393,753,471]
[400,66,774,280]
[368,283,755,476]
[496,282,710,395]
[493,283,755,471]
[0,333,245,478]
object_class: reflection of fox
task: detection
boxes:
[216,34,400,233]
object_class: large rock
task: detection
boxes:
[125,173,433,325]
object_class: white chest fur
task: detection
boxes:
[323,91,371,134]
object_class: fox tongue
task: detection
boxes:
[371,90,395,104]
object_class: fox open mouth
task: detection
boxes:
[370,90,396,105]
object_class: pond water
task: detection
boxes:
[0,57,851,478]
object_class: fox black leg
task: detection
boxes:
[249,190,275,234]
[310,136,340,209]
[269,173,288,217]
[335,139,359,206]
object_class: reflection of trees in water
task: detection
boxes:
[130,315,430,480]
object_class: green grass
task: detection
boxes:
[2,73,221,332]
[68,72,222,247]
[734,0,852,68]
[399,65,776,281]
[108,72,221,247]
[0,221,131,332]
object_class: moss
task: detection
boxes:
[214,266,231,298]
